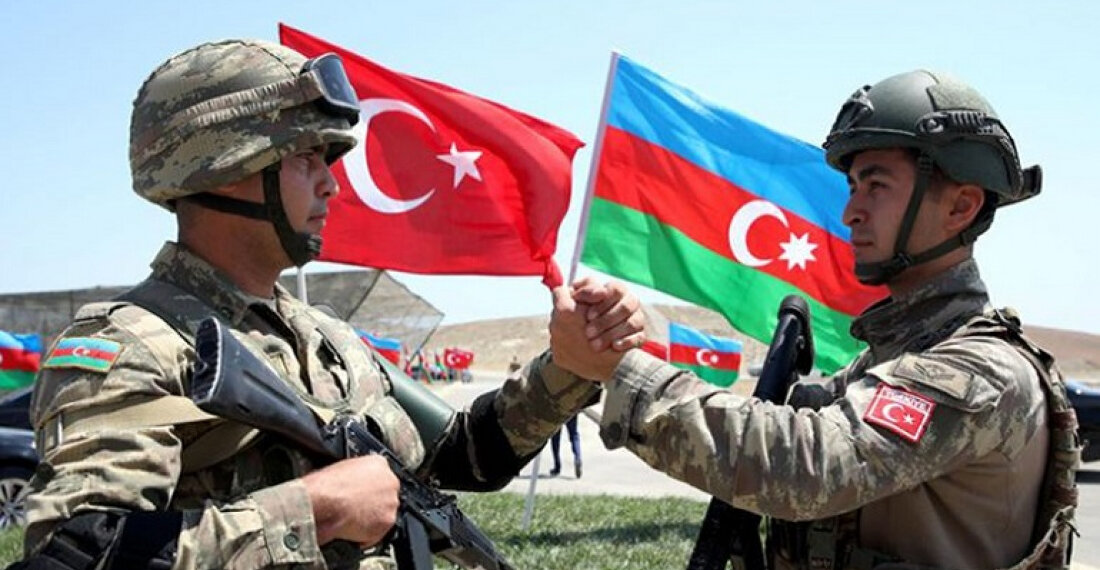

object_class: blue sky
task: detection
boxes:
[2,1,1097,332]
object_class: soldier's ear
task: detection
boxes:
[945,184,985,233]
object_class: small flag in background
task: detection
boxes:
[668,322,741,387]
[640,339,669,361]
[443,348,474,370]
[357,331,403,364]
[578,53,886,373]
[0,331,42,389]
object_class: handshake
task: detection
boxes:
[548,277,647,382]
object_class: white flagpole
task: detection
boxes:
[296,267,309,304]
[565,51,622,284]
[521,50,622,531]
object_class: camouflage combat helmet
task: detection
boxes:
[128,39,362,266]
[130,39,358,207]
[821,70,1042,285]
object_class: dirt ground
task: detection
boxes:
[421,304,1100,383]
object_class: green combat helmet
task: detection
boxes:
[822,70,1042,285]
[129,39,361,266]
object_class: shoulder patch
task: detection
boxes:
[43,337,122,373]
[887,353,972,400]
[863,383,936,444]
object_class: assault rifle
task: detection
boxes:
[686,295,815,570]
[191,317,514,570]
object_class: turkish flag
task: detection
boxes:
[280,24,584,287]
[443,348,474,370]
[863,384,936,444]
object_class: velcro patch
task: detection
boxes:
[863,384,936,444]
[890,353,971,400]
[43,337,122,373]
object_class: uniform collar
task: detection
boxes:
[149,242,289,326]
[850,258,990,361]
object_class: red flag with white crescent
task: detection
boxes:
[280,24,583,288]
[443,348,474,370]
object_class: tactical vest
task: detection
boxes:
[770,309,1080,570]
[41,278,426,476]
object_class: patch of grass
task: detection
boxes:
[455,492,708,569]
[0,527,22,566]
[0,494,710,569]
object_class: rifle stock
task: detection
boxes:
[686,295,814,570]
[191,317,514,570]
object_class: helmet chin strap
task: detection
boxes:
[854,153,981,286]
[261,165,322,267]
[181,164,321,267]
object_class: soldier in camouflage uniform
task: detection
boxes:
[550,70,1079,569]
[18,39,645,569]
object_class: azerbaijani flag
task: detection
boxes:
[668,322,741,387]
[357,330,403,365]
[578,54,886,373]
[640,339,669,361]
[0,331,42,389]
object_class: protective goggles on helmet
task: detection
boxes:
[133,52,360,163]
[300,53,361,125]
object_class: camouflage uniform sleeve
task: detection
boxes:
[26,308,327,569]
[424,350,600,491]
[599,339,1044,520]
[491,350,602,455]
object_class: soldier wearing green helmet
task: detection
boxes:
[548,70,1079,569]
[823,70,1043,286]
[14,39,645,569]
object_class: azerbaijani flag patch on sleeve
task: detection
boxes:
[43,337,122,373]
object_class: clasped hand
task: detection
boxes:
[550,277,645,382]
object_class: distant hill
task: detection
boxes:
[423,304,1100,380]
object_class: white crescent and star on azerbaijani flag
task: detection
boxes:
[342,97,484,215]
[727,199,819,271]
[694,348,719,366]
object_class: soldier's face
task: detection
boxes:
[842,149,948,266]
[279,146,338,235]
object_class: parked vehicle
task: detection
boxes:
[0,426,36,529]
[0,388,32,430]
[1066,380,1100,463]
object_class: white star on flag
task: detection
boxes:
[436,143,483,188]
[903,414,916,425]
[778,232,818,271]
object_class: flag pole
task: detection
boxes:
[565,50,621,283]
[522,50,621,531]
[296,267,309,304]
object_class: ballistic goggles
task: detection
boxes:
[132,53,360,163]
[299,53,361,125]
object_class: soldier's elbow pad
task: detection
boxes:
[22,511,182,570]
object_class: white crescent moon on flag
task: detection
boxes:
[344,98,437,214]
[881,403,904,422]
[695,348,717,366]
[727,199,790,267]
[445,352,460,367]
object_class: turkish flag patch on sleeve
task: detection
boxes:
[863,384,936,444]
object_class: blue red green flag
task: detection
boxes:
[668,322,742,387]
[357,330,403,364]
[42,337,121,374]
[578,54,886,373]
[0,331,41,389]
